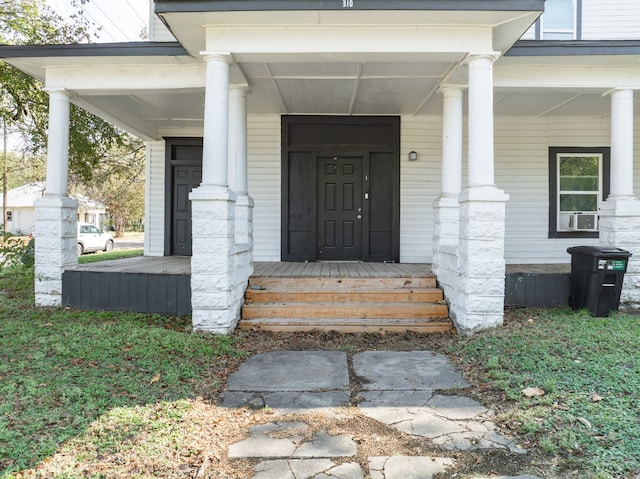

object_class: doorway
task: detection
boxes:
[282,116,400,262]
[317,154,364,260]
[165,138,203,256]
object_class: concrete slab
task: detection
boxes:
[220,390,350,415]
[230,422,357,460]
[426,394,488,419]
[229,422,307,458]
[254,459,364,479]
[293,431,357,458]
[368,456,454,479]
[227,351,349,392]
[470,476,542,479]
[353,351,469,391]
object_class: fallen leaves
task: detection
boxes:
[591,393,604,403]
[576,417,592,428]
[522,387,545,398]
[150,373,161,384]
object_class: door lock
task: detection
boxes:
[357,214,362,219]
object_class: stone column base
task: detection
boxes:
[599,197,640,310]
[234,193,255,247]
[432,195,460,275]
[34,196,78,306]
[189,185,244,334]
[450,186,509,334]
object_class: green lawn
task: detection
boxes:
[447,307,640,478]
[0,267,245,477]
[1,261,639,478]
[78,248,143,264]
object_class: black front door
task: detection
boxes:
[317,155,363,260]
[172,165,201,256]
[282,116,400,263]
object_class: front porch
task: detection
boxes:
[62,259,572,328]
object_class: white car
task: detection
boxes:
[77,222,114,255]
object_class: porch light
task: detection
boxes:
[408,151,418,161]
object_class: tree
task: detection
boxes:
[1,0,127,184]
[72,138,146,237]
[1,0,146,234]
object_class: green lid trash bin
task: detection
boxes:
[567,246,632,317]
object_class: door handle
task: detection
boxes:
[357,214,362,219]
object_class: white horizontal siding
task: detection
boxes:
[581,0,640,40]
[144,140,166,256]
[247,115,282,261]
[149,2,176,42]
[519,23,537,40]
[400,116,443,263]
[239,114,640,266]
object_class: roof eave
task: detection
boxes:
[154,0,545,13]
[507,39,640,57]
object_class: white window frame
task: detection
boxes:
[556,153,603,232]
[538,0,580,40]
[548,147,610,239]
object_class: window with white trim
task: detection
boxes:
[6,211,12,222]
[537,0,580,40]
[549,147,610,238]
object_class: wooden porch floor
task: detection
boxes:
[66,256,569,276]
[252,261,432,278]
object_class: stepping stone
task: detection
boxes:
[253,459,364,479]
[229,422,307,458]
[353,351,469,391]
[358,395,525,454]
[230,421,357,459]
[368,456,454,479]
[425,394,488,419]
[293,431,357,458]
[470,476,542,479]
[226,351,349,392]
[220,390,350,415]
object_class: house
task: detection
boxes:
[0,182,107,235]
[0,0,639,334]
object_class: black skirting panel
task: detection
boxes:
[62,271,191,316]
[505,272,571,308]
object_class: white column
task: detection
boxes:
[190,52,245,334]
[228,85,254,281]
[432,86,463,278]
[609,89,635,199]
[441,87,463,197]
[599,88,640,310]
[202,54,231,187]
[45,89,71,196]
[34,88,78,306]
[449,53,509,335]
[228,85,248,195]
[467,54,496,187]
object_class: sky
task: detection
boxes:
[46,0,150,43]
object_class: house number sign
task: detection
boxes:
[342,0,354,7]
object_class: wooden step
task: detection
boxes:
[242,302,449,320]
[238,317,454,333]
[245,288,443,304]
[240,270,451,334]
[248,276,437,290]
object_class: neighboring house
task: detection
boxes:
[1,0,639,334]
[0,183,107,235]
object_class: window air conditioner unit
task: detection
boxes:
[568,213,598,231]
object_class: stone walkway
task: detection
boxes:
[221,351,542,479]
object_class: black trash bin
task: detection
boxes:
[567,246,632,317]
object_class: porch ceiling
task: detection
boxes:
[4,52,638,140]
